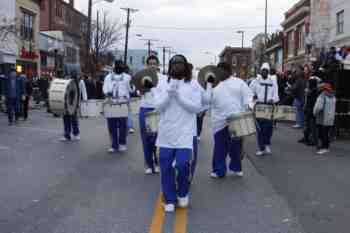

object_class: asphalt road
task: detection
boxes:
[0,108,347,233]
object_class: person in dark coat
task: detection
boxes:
[22,75,33,120]
[2,69,25,125]
[298,78,319,145]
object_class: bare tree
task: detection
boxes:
[90,11,123,74]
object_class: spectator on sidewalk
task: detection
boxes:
[2,69,25,125]
[22,74,33,120]
[298,77,320,146]
[313,83,336,155]
[290,65,308,128]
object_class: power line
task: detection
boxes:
[133,24,280,32]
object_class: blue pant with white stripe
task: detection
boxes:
[159,147,192,204]
[139,107,158,171]
[256,119,273,151]
[212,127,242,177]
[107,117,127,150]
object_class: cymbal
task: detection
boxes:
[198,65,225,88]
[132,68,158,92]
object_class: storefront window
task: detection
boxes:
[21,11,34,41]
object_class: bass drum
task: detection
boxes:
[49,79,79,115]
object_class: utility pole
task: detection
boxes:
[121,8,138,65]
[86,0,93,72]
[141,39,159,56]
[265,0,268,43]
[157,46,171,74]
[237,30,245,48]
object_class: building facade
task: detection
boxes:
[282,0,311,70]
[39,31,64,76]
[251,33,267,74]
[16,0,41,79]
[265,31,284,72]
[40,0,87,75]
[327,0,350,48]
[219,47,252,79]
[0,0,17,75]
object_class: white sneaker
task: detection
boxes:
[129,128,135,134]
[197,136,201,141]
[72,135,80,141]
[119,145,127,152]
[256,151,264,156]
[177,196,189,208]
[108,148,116,153]
[154,166,160,174]
[210,172,220,179]
[164,204,175,212]
[234,171,244,177]
[59,137,69,142]
[145,168,152,175]
[317,149,330,155]
[264,146,272,154]
[292,124,302,129]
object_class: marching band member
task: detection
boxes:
[154,55,202,212]
[249,63,279,156]
[103,60,132,153]
[139,55,167,175]
[203,62,254,179]
[60,72,88,141]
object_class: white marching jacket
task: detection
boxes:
[103,72,132,102]
[154,78,202,149]
[140,73,167,108]
[249,76,279,104]
[203,76,254,134]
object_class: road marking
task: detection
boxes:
[149,194,165,233]
[0,145,10,150]
[174,207,188,233]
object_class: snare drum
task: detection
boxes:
[227,111,256,137]
[102,100,129,118]
[145,111,159,134]
[254,104,276,120]
[80,99,103,117]
[275,105,297,121]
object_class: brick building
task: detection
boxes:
[281,0,311,70]
[219,47,252,79]
[40,0,88,75]
[265,31,284,72]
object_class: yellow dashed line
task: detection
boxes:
[174,207,188,233]
[149,194,166,233]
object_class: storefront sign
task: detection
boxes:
[20,47,38,60]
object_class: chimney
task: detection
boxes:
[69,0,74,7]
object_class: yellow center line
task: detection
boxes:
[174,207,188,233]
[149,194,166,233]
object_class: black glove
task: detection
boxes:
[207,75,215,84]
[144,80,154,89]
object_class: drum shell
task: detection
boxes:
[49,79,78,115]
[103,102,129,118]
[227,112,256,137]
[275,105,297,121]
[145,111,159,134]
[254,104,276,120]
[80,99,103,117]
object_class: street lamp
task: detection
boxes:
[237,30,245,48]
[204,52,217,65]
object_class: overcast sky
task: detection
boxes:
[74,0,299,68]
